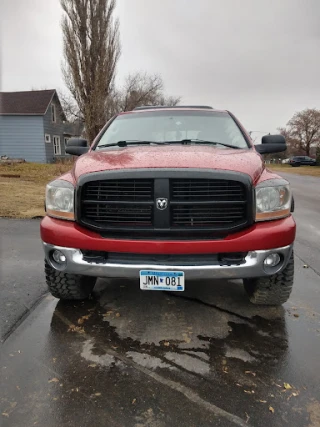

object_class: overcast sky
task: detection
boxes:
[1,0,320,137]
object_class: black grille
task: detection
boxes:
[83,179,153,201]
[170,178,247,228]
[82,204,153,226]
[78,173,251,237]
[81,250,248,266]
[81,179,153,227]
[171,205,246,227]
[171,179,245,201]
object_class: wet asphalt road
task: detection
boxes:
[0,172,320,427]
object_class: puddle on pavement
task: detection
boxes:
[46,278,318,426]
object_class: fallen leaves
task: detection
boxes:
[287,391,300,400]
[245,370,256,377]
[163,341,170,347]
[303,264,309,268]
[77,314,91,325]
[182,332,192,343]
[88,363,97,368]
[269,406,275,414]
[68,325,85,333]
[1,402,17,418]
[132,398,136,404]
[284,382,292,390]
[48,378,59,383]
[244,390,255,394]
[94,392,101,397]
[293,313,300,318]
[102,310,122,320]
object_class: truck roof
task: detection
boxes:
[119,105,228,115]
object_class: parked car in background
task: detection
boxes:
[289,156,317,167]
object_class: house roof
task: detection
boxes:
[0,89,56,115]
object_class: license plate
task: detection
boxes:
[140,270,185,291]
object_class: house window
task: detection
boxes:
[64,137,70,148]
[53,136,61,155]
[45,134,51,143]
[51,104,56,123]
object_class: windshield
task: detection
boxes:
[95,111,249,149]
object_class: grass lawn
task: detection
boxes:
[268,164,320,177]
[0,163,72,219]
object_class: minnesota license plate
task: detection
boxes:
[140,270,185,291]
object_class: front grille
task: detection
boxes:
[171,205,246,227]
[171,179,245,201]
[82,204,153,226]
[78,173,252,238]
[83,179,153,201]
[81,179,153,227]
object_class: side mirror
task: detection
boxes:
[65,138,89,156]
[255,134,287,155]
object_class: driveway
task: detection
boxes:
[0,172,320,427]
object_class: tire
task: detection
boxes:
[243,251,294,305]
[45,260,96,300]
[291,196,295,212]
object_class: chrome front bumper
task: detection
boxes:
[43,243,293,280]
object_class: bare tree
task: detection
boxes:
[58,90,82,122]
[61,0,120,143]
[116,72,180,113]
[278,127,300,157]
[284,109,320,156]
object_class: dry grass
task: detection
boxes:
[268,164,320,177]
[0,163,72,219]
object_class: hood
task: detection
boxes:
[73,145,264,184]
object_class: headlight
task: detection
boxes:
[255,179,292,221]
[46,180,75,220]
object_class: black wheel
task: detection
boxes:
[243,252,294,305]
[45,260,96,300]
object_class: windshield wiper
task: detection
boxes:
[97,140,165,149]
[168,139,243,149]
[97,139,243,149]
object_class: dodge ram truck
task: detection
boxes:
[41,106,296,305]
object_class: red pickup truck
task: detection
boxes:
[41,106,295,305]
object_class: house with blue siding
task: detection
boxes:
[0,89,83,163]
